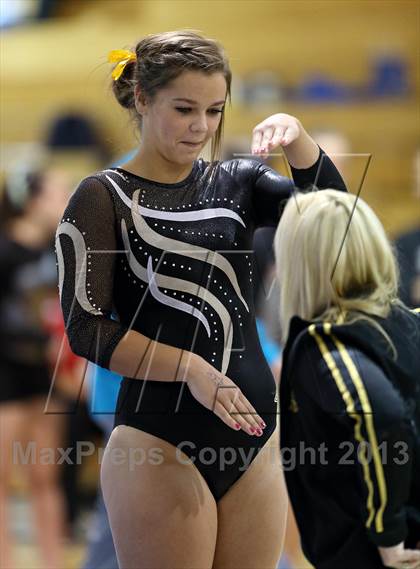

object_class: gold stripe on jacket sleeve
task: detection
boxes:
[308,324,376,529]
[324,323,387,533]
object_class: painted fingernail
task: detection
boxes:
[256,428,263,436]
[260,422,266,429]
[250,427,255,433]
[235,423,241,430]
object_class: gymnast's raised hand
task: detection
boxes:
[251,112,320,168]
[251,112,300,154]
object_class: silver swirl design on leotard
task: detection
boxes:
[105,174,246,227]
[121,219,233,374]
[131,189,249,313]
[146,257,211,337]
[102,169,127,181]
[55,222,103,315]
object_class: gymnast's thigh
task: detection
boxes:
[213,428,288,569]
[100,425,218,569]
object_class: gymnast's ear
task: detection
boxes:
[134,85,148,116]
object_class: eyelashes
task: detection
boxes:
[175,107,224,115]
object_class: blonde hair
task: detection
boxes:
[273,190,400,345]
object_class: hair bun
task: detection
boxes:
[111,58,136,109]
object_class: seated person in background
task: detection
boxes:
[273,189,420,569]
[395,225,420,309]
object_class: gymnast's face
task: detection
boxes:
[135,70,227,165]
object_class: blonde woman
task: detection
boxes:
[274,190,420,569]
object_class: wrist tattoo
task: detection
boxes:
[207,370,224,387]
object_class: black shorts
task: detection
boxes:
[0,359,51,403]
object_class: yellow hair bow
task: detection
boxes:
[108,49,137,81]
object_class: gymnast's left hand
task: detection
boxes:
[251,113,301,158]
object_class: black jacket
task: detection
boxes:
[280,306,420,569]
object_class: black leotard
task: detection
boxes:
[56,150,346,500]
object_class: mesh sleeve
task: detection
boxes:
[290,146,347,192]
[250,146,347,229]
[55,176,129,369]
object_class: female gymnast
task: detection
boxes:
[274,190,420,569]
[56,30,346,568]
